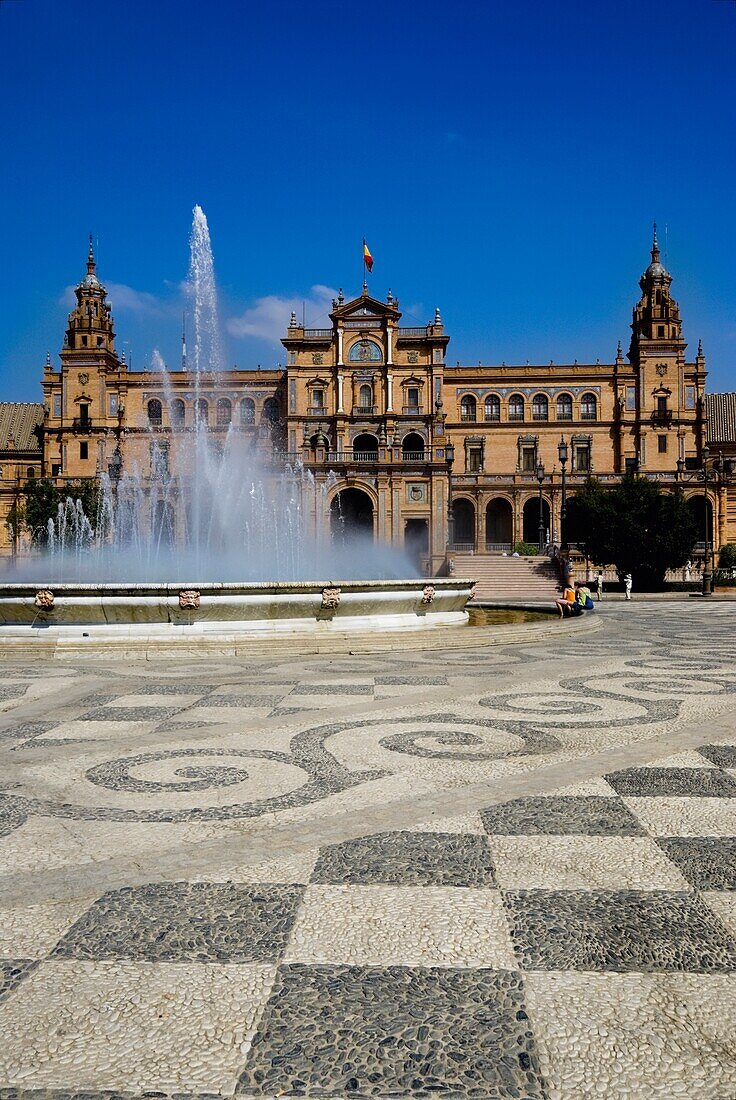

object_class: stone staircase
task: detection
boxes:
[452,553,560,601]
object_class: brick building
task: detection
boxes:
[2,229,733,571]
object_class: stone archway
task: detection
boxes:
[451,498,475,548]
[485,498,513,549]
[522,497,550,545]
[330,487,374,546]
[687,495,714,549]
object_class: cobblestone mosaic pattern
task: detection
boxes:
[0,602,735,1096]
[311,831,497,887]
[237,964,548,1098]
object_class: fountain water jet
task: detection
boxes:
[0,206,474,645]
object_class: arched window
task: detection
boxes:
[348,339,382,363]
[147,398,162,426]
[170,399,185,428]
[484,394,500,422]
[240,398,255,424]
[26,466,36,479]
[556,393,573,421]
[532,394,549,421]
[402,432,425,460]
[359,384,374,410]
[352,432,379,460]
[508,394,525,422]
[581,392,598,421]
[216,398,232,426]
[460,395,476,422]
[195,398,209,425]
[263,397,280,424]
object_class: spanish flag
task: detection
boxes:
[363,240,374,272]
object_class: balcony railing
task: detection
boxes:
[71,418,93,430]
[331,450,379,462]
[486,542,512,552]
[303,328,332,338]
[450,541,474,552]
[460,412,477,422]
[651,409,673,425]
[307,406,327,416]
[401,450,427,462]
[353,405,377,416]
[398,327,428,337]
[402,405,424,415]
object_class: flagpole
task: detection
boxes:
[362,237,367,295]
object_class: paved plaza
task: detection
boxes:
[0,601,734,1098]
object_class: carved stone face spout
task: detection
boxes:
[35,589,55,611]
[179,589,201,610]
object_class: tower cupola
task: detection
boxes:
[63,236,116,355]
[629,223,684,355]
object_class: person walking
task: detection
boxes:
[595,570,604,602]
[623,573,632,600]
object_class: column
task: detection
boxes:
[718,484,728,553]
[474,494,483,554]
[337,327,344,367]
[386,326,393,366]
[386,373,394,413]
[337,373,344,414]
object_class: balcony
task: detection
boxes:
[303,328,332,339]
[402,405,424,415]
[402,450,427,462]
[71,418,93,430]
[333,450,379,463]
[397,327,428,337]
[307,406,327,416]
[651,409,673,426]
[460,412,477,423]
[353,405,377,416]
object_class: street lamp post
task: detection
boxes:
[536,461,546,552]
[702,446,711,597]
[557,437,568,549]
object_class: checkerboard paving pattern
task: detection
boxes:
[0,740,734,1097]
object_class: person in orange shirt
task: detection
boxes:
[554,584,581,618]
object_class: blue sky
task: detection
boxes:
[0,0,734,400]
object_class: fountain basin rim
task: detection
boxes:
[0,578,474,595]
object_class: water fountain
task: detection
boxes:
[0,207,473,651]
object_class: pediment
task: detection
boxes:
[331,292,401,322]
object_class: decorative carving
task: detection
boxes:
[34,589,54,611]
[179,589,200,609]
[78,372,89,385]
[312,352,324,365]
[321,586,341,611]
[407,351,419,364]
[421,585,436,605]
[656,363,668,376]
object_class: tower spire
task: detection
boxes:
[87,233,96,275]
[651,221,660,263]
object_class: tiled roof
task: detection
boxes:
[706,393,736,444]
[0,402,45,453]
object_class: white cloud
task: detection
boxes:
[227,285,337,343]
[107,282,172,317]
[59,283,172,317]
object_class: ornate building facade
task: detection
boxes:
[2,230,732,568]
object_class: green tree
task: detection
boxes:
[17,477,101,546]
[566,475,697,589]
[719,543,736,570]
